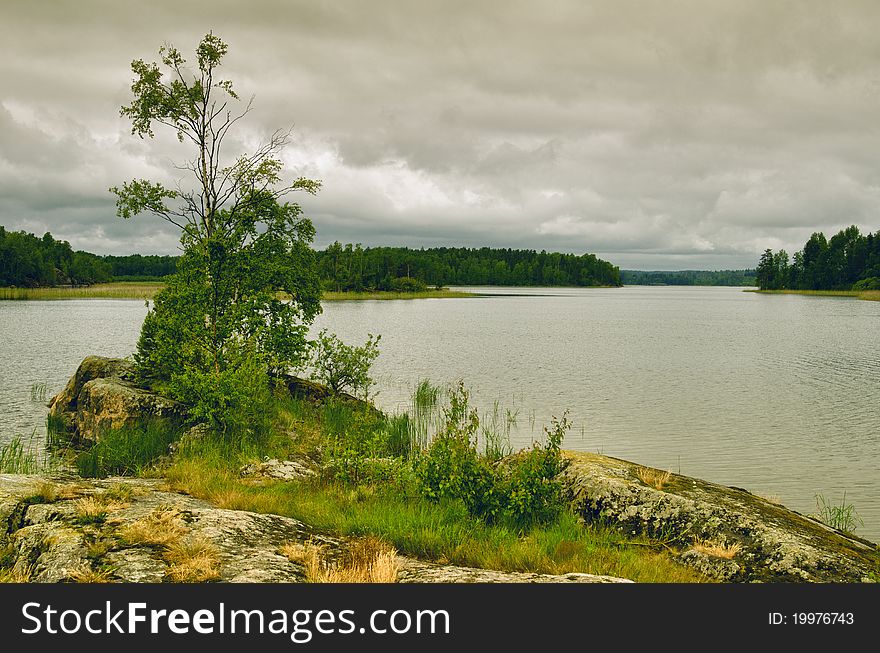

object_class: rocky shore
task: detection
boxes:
[6,356,873,583]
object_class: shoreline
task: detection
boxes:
[0,283,626,302]
[744,288,880,301]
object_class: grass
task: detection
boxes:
[746,288,880,302]
[692,539,742,559]
[0,562,34,583]
[75,422,179,477]
[163,536,221,582]
[117,505,188,547]
[1,283,477,302]
[280,536,399,583]
[0,432,54,474]
[814,493,864,534]
[164,450,706,583]
[0,282,162,300]
[152,389,709,582]
[69,565,115,583]
[635,466,672,490]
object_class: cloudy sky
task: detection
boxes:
[2,1,880,269]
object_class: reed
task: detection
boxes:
[0,282,162,301]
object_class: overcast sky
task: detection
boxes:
[2,1,880,269]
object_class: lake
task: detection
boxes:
[1,286,878,540]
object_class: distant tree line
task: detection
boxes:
[314,243,621,290]
[0,228,111,286]
[103,254,178,280]
[755,225,880,291]
[620,269,756,286]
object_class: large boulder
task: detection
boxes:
[561,452,878,582]
[48,356,186,444]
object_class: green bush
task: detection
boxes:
[416,384,570,528]
[170,345,273,443]
[310,330,381,400]
[853,277,880,291]
[389,276,427,293]
[503,413,569,528]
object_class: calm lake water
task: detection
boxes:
[1,286,878,540]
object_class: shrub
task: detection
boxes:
[503,413,569,529]
[169,344,274,443]
[389,276,427,293]
[415,383,504,523]
[416,385,570,528]
[310,330,381,399]
[853,277,880,291]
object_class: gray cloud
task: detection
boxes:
[2,1,880,267]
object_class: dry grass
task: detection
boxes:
[73,493,130,524]
[69,565,115,583]
[117,505,187,547]
[757,493,782,505]
[102,483,136,503]
[280,537,399,583]
[636,466,672,490]
[30,481,84,503]
[163,536,221,582]
[86,536,116,560]
[0,563,34,583]
[73,497,110,523]
[692,539,742,559]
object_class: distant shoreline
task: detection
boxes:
[0,282,478,302]
[744,288,880,301]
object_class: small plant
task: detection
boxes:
[310,330,381,400]
[163,535,221,582]
[636,466,672,490]
[0,562,34,583]
[415,383,504,523]
[69,564,115,583]
[280,537,398,583]
[73,497,111,525]
[118,505,187,547]
[503,412,570,529]
[0,433,46,474]
[692,538,742,559]
[814,492,863,534]
[30,382,48,403]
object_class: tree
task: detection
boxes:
[755,249,775,290]
[310,330,381,400]
[111,33,322,434]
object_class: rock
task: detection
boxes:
[397,559,632,583]
[561,452,878,582]
[240,458,317,482]
[48,356,186,444]
[0,475,321,583]
[0,475,634,584]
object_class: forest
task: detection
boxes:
[620,269,755,286]
[0,232,622,290]
[315,243,621,290]
[0,228,111,286]
[755,225,880,291]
